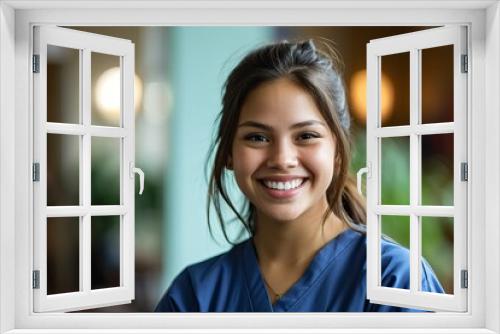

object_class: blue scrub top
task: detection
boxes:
[155,228,444,312]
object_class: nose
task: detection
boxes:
[266,139,298,170]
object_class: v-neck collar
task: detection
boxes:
[240,228,359,312]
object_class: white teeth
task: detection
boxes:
[263,179,303,190]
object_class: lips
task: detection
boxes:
[258,176,308,199]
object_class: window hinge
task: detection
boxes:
[461,54,468,73]
[33,163,40,182]
[32,55,40,73]
[461,269,468,289]
[461,162,468,181]
[32,270,40,289]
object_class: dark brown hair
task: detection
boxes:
[206,39,366,244]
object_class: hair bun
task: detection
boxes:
[300,39,316,52]
[293,39,319,65]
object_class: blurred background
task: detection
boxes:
[45,26,454,312]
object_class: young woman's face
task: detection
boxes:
[230,78,336,223]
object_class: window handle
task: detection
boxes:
[130,162,145,195]
[356,163,371,196]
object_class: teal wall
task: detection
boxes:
[162,27,273,289]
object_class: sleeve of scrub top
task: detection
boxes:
[154,268,199,312]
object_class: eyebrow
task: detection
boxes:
[237,120,327,130]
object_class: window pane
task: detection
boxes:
[47,45,80,124]
[421,134,454,206]
[380,215,410,290]
[421,45,454,124]
[421,216,454,294]
[92,52,121,127]
[91,137,121,205]
[381,136,410,205]
[91,216,120,290]
[47,217,80,295]
[47,134,80,206]
[380,52,409,127]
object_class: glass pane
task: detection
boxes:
[47,45,80,124]
[421,134,454,206]
[381,136,410,205]
[47,217,80,294]
[380,215,410,289]
[380,52,409,127]
[421,216,454,294]
[91,137,121,205]
[47,134,80,206]
[92,52,121,127]
[421,45,454,124]
[91,216,120,289]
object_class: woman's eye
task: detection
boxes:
[244,134,269,143]
[298,132,320,141]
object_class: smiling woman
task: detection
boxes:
[154,40,444,312]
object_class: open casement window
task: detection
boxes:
[33,26,143,312]
[363,26,468,312]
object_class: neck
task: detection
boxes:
[252,207,347,266]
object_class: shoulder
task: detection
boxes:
[380,238,410,273]
[154,239,250,312]
[183,239,248,282]
[379,238,411,288]
[379,238,444,293]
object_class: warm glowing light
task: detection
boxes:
[350,69,394,124]
[95,67,143,122]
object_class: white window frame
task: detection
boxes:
[365,26,468,312]
[0,1,499,333]
[32,26,136,312]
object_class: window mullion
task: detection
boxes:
[374,122,454,137]
[375,205,454,216]
[45,123,127,137]
[409,48,421,293]
[416,48,423,291]
[81,48,91,293]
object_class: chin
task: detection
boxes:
[260,207,305,223]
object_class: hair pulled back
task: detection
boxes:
[206,39,366,244]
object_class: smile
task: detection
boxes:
[261,178,306,191]
[258,177,307,200]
